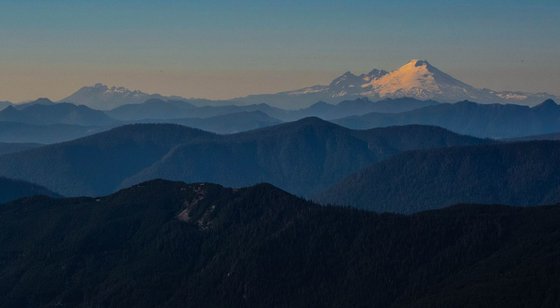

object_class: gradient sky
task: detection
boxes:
[0,0,559,102]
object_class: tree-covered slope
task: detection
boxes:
[0,119,488,197]
[122,119,488,196]
[318,140,560,213]
[0,180,559,307]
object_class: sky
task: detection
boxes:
[0,0,559,102]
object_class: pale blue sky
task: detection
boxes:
[0,0,559,101]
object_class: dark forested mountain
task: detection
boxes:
[124,121,489,197]
[1,180,559,307]
[124,120,488,196]
[0,101,117,126]
[318,140,560,213]
[136,111,281,134]
[0,122,108,144]
[336,99,560,138]
[0,142,41,155]
[0,124,217,196]
[0,120,488,196]
[0,177,57,203]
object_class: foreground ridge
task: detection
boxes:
[1,180,559,307]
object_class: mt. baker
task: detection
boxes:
[237,59,557,108]
[62,60,557,109]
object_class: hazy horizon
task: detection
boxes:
[1,0,559,102]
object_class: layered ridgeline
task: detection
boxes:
[0,119,488,197]
[0,99,117,143]
[5,96,434,142]
[335,99,560,139]
[6,94,560,141]
[1,180,559,307]
[106,98,289,121]
[0,122,108,144]
[106,97,437,122]
[0,99,282,143]
[66,85,434,121]
[128,111,282,134]
[318,140,560,213]
[0,177,57,203]
[0,124,218,196]
[0,100,117,126]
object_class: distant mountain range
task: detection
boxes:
[1,179,559,307]
[0,98,283,142]
[0,97,450,143]
[285,97,439,120]
[56,60,558,110]
[0,122,108,144]
[106,97,437,122]
[5,114,560,213]
[0,120,487,196]
[12,97,57,109]
[106,98,288,121]
[0,98,116,143]
[0,100,116,126]
[318,140,560,213]
[235,59,558,108]
[335,99,560,139]
[2,94,560,143]
[134,111,282,134]
[61,83,188,110]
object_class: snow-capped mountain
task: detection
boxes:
[62,83,186,110]
[236,59,557,108]
[288,69,389,98]
[62,60,558,110]
[361,59,486,102]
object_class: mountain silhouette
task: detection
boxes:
[0,119,488,196]
[0,100,117,126]
[335,99,560,138]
